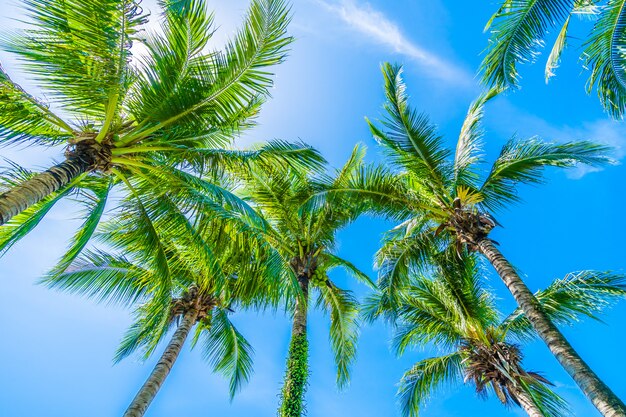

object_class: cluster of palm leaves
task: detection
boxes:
[481,0,626,118]
[1,1,625,417]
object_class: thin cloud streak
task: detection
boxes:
[317,0,471,85]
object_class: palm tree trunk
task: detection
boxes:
[515,389,546,417]
[123,309,199,417]
[477,238,626,417]
[0,155,91,225]
[278,275,310,417]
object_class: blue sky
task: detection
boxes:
[1,1,625,416]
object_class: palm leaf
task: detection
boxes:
[316,282,359,389]
[545,15,570,82]
[0,64,71,146]
[398,353,463,417]
[42,249,152,306]
[481,0,574,88]
[369,63,451,194]
[48,178,113,276]
[582,0,626,117]
[503,270,626,340]
[5,0,147,116]
[201,308,254,398]
[479,138,612,211]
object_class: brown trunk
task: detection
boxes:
[478,238,626,417]
[0,155,91,225]
[123,309,198,417]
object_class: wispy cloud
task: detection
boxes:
[316,0,471,84]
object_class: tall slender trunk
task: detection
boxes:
[478,238,626,417]
[123,308,198,417]
[0,155,91,225]
[515,388,546,417]
[278,275,310,417]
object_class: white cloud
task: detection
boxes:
[316,0,471,84]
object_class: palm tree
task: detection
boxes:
[240,146,378,417]
[0,0,312,267]
[480,0,626,118]
[365,251,626,417]
[44,177,282,417]
[362,63,625,416]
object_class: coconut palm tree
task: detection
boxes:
[365,251,626,417]
[480,0,626,118]
[239,145,379,417]
[0,0,317,268]
[360,63,624,416]
[44,173,283,417]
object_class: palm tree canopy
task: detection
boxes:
[361,63,611,303]
[43,173,283,397]
[240,145,379,387]
[0,0,324,271]
[480,0,626,118]
[364,251,626,417]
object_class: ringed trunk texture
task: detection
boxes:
[123,309,199,417]
[0,156,91,225]
[478,238,626,417]
[278,275,310,417]
[515,388,546,417]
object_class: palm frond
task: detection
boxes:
[545,15,570,82]
[48,178,113,276]
[503,270,626,340]
[582,0,626,117]
[122,0,292,142]
[0,64,71,146]
[369,63,451,194]
[316,282,359,389]
[519,378,570,417]
[322,252,375,289]
[42,249,152,306]
[397,353,463,417]
[114,292,173,362]
[480,0,574,88]
[454,87,502,188]
[479,138,612,211]
[201,308,254,399]
[5,0,147,116]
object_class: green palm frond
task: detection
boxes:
[393,280,467,353]
[5,0,147,116]
[545,15,571,82]
[369,63,451,194]
[201,308,254,399]
[0,64,72,146]
[398,353,463,417]
[480,0,574,88]
[375,221,441,305]
[321,252,375,289]
[122,0,292,143]
[316,281,359,389]
[48,178,113,276]
[42,249,152,306]
[503,271,626,340]
[114,292,174,362]
[479,138,612,211]
[582,0,626,117]
[520,378,570,417]
[454,88,502,188]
